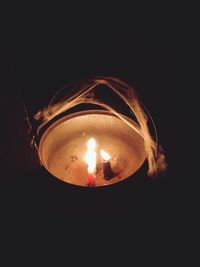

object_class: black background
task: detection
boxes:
[0,8,197,261]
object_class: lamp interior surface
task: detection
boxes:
[39,110,146,186]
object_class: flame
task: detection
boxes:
[84,138,97,174]
[100,149,111,161]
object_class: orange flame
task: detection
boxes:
[100,149,111,161]
[84,138,97,174]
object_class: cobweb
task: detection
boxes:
[34,77,167,176]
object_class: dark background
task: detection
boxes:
[0,10,197,261]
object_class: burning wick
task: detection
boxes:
[84,138,97,187]
[100,149,113,180]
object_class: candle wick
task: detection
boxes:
[102,159,113,180]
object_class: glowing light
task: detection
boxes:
[84,138,97,174]
[100,149,111,161]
